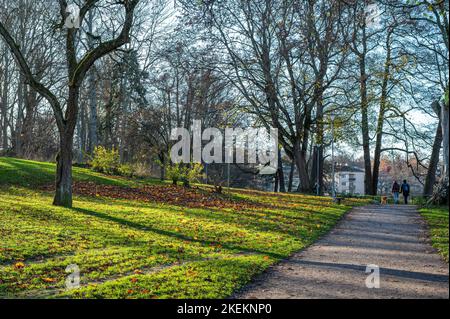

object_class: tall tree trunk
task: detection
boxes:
[277,148,286,192]
[87,10,98,154]
[442,96,449,176]
[359,53,372,195]
[78,96,87,162]
[18,84,36,158]
[88,71,98,153]
[312,73,325,195]
[53,87,79,207]
[158,151,165,181]
[273,171,279,192]
[371,29,393,195]
[441,95,449,205]
[424,118,443,196]
[15,76,25,156]
[1,56,8,151]
[310,145,324,195]
[104,78,114,149]
[119,52,130,162]
[288,159,295,192]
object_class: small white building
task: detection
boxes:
[335,166,365,195]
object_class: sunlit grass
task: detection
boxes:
[420,207,449,262]
[0,157,370,298]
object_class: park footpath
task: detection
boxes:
[234,205,449,299]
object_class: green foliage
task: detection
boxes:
[89,146,134,177]
[117,164,134,178]
[185,163,205,185]
[166,163,183,185]
[89,146,120,175]
[166,162,205,187]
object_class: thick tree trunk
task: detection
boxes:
[424,119,443,196]
[53,132,74,207]
[53,87,79,208]
[294,140,310,192]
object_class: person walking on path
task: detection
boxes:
[400,179,410,204]
[392,181,400,204]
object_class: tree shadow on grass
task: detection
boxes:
[72,207,285,260]
[77,195,338,240]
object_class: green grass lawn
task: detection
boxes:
[0,157,369,299]
[420,207,449,263]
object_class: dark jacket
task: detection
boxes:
[400,183,410,195]
[392,182,400,193]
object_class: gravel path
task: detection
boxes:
[234,205,449,299]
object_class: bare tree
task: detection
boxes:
[0,0,140,207]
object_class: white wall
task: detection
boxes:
[336,171,365,195]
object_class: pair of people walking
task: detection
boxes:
[392,180,410,204]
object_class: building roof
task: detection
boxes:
[335,165,364,173]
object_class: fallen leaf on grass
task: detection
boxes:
[42,277,57,283]
[14,262,25,269]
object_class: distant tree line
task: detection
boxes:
[0,0,448,207]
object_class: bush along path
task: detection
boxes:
[234,205,449,299]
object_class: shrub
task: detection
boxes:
[89,146,120,175]
[89,146,135,177]
[166,163,183,185]
[184,163,205,187]
[117,164,134,177]
[166,163,204,187]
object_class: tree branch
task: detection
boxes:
[71,0,140,87]
[0,20,65,130]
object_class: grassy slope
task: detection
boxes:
[0,157,164,188]
[419,207,449,263]
[0,157,369,299]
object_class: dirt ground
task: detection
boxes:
[233,205,449,299]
